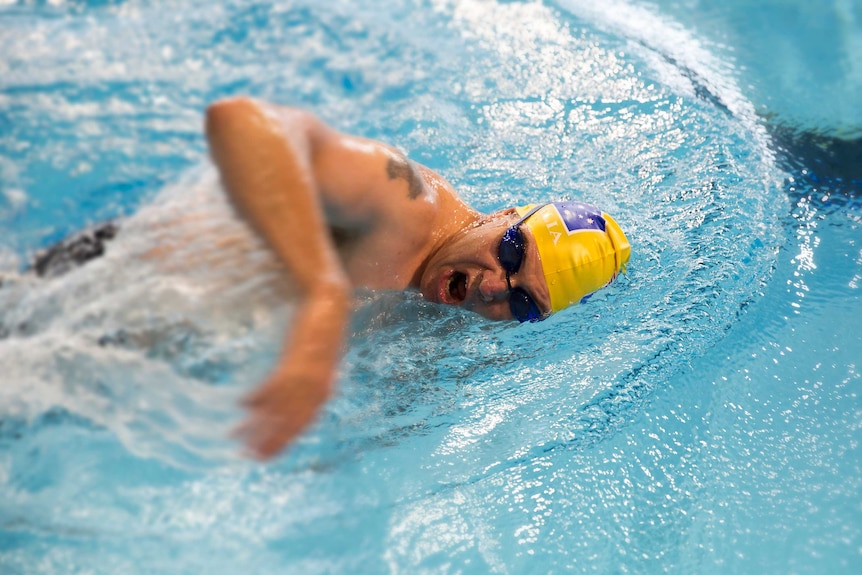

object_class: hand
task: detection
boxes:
[235,353,334,460]
[234,285,350,460]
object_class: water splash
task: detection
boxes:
[1,0,787,573]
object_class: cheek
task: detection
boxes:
[453,234,482,254]
[470,300,513,322]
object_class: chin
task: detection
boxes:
[418,269,441,304]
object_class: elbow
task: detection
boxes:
[205,97,289,166]
[205,98,320,149]
[205,96,261,142]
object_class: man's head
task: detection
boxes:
[418,199,630,322]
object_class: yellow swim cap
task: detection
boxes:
[515,201,631,313]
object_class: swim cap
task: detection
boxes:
[515,201,631,313]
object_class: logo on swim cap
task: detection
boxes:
[515,201,631,313]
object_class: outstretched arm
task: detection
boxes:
[205,98,352,459]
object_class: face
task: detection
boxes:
[418,210,552,321]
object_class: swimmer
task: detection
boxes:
[15,97,630,459]
[203,97,630,459]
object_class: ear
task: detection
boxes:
[475,207,519,228]
[487,207,519,221]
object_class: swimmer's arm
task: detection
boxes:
[208,99,431,249]
[205,97,439,458]
[205,97,352,459]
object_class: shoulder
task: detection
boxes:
[206,98,472,239]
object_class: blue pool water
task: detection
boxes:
[1,0,860,573]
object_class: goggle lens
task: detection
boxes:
[498,224,544,322]
[509,286,543,322]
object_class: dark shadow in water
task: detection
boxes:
[767,123,862,204]
[31,222,119,278]
[654,41,862,206]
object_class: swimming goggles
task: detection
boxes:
[498,204,548,322]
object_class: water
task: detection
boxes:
[1,0,859,573]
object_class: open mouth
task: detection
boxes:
[447,271,468,303]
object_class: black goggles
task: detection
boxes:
[498,204,548,322]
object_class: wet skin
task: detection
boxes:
[417,210,552,321]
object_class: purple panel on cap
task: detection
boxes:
[553,201,606,233]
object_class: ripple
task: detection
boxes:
[0,0,786,572]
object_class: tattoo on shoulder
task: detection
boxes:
[386,154,424,200]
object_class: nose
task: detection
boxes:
[478,272,509,303]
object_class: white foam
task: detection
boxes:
[0,164,293,467]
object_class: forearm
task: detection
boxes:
[279,282,352,380]
[236,282,350,459]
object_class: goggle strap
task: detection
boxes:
[514,203,548,227]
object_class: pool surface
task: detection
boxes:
[1,0,860,573]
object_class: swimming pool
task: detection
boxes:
[1,0,859,573]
